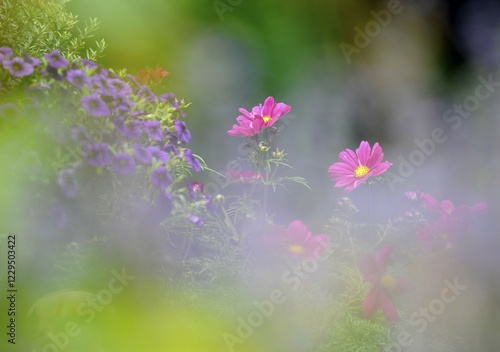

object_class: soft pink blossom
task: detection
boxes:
[328,141,392,191]
[263,220,329,260]
[227,96,291,137]
[359,244,410,321]
[421,193,487,219]
[415,216,465,252]
[226,170,262,183]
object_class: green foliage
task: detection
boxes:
[316,311,390,352]
[0,0,106,61]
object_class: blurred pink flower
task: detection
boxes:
[415,216,465,252]
[263,220,329,259]
[328,141,392,192]
[403,191,424,201]
[226,170,262,183]
[421,193,487,219]
[227,96,291,137]
[411,194,487,252]
[359,244,410,321]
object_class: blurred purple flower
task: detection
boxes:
[113,117,128,136]
[80,58,98,69]
[91,72,111,91]
[127,120,142,139]
[67,69,89,89]
[203,195,215,213]
[174,120,191,144]
[82,143,112,167]
[187,214,204,227]
[184,149,201,172]
[44,49,68,69]
[164,143,179,155]
[133,143,152,164]
[108,78,132,97]
[57,169,79,198]
[160,93,186,117]
[137,86,156,102]
[151,166,172,190]
[113,118,142,139]
[148,146,170,163]
[112,153,136,175]
[164,128,179,146]
[144,120,164,142]
[82,94,110,117]
[113,95,134,112]
[23,54,41,67]
[0,47,13,61]
[2,57,34,77]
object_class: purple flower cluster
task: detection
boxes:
[0,47,40,77]
[1,46,204,226]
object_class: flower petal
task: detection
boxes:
[261,96,275,117]
[367,142,384,168]
[356,141,371,165]
[362,287,381,318]
[374,244,393,271]
[369,161,392,177]
[380,291,399,321]
[339,149,359,168]
[287,220,311,244]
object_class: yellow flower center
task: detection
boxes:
[354,165,369,178]
[289,244,304,254]
[380,274,397,291]
[262,115,271,123]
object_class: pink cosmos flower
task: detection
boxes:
[226,170,262,183]
[415,217,465,252]
[359,244,410,321]
[421,193,487,220]
[227,96,291,137]
[328,141,392,192]
[263,220,329,259]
